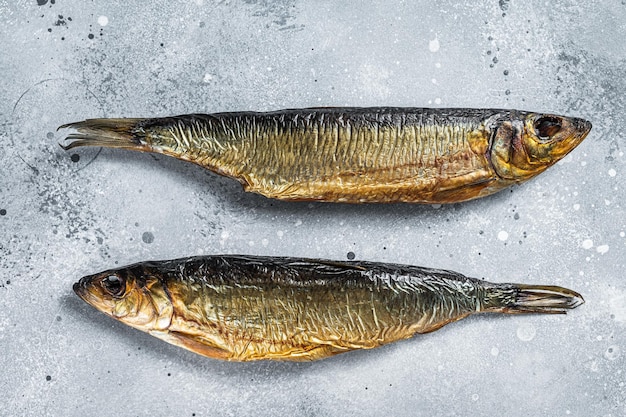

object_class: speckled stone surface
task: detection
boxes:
[1,1,624,416]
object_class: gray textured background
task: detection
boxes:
[1,1,624,416]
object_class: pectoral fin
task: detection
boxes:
[149,330,231,360]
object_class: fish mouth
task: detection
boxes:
[572,117,592,139]
[73,276,101,307]
[549,116,591,160]
[73,279,86,298]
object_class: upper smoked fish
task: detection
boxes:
[60,107,591,203]
[73,255,584,361]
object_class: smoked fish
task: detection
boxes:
[73,255,584,361]
[60,107,591,203]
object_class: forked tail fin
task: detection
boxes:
[484,283,584,314]
[58,118,148,150]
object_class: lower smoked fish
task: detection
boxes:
[60,107,591,203]
[73,255,584,361]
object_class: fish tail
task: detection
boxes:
[483,283,584,314]
[58,118,149,151]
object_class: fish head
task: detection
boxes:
[490,112,591,181]
[73,267,173,332]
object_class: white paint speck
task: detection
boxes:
[261,238,269,247]
[581,161,587,166]
[609,168,617,177]
[431,204,442,209]
[435,62,441,68]
[276,230,284,238]
[248,240,255,246]
[471,394,479,402]
[97,16,109,27]
[428,37,440,52]
[596,335,603,341]
[516,323,536,341]
[220,230,230,240]
[431,78,437,84]
[295,219,302,226]
[490,347,499,356]
[596,244,609,254]
[620,231,625,238]
[581,239,593,250]
[497,230,509,241]
[573,204,580,211]
[203,73,213,83]
[605,199,611,206]
[434,98,442,105]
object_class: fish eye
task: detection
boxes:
[102,275,126,297]
[535,117,562,139]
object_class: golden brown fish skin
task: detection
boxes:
[73,255,584,361]
[60,107,591,203]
